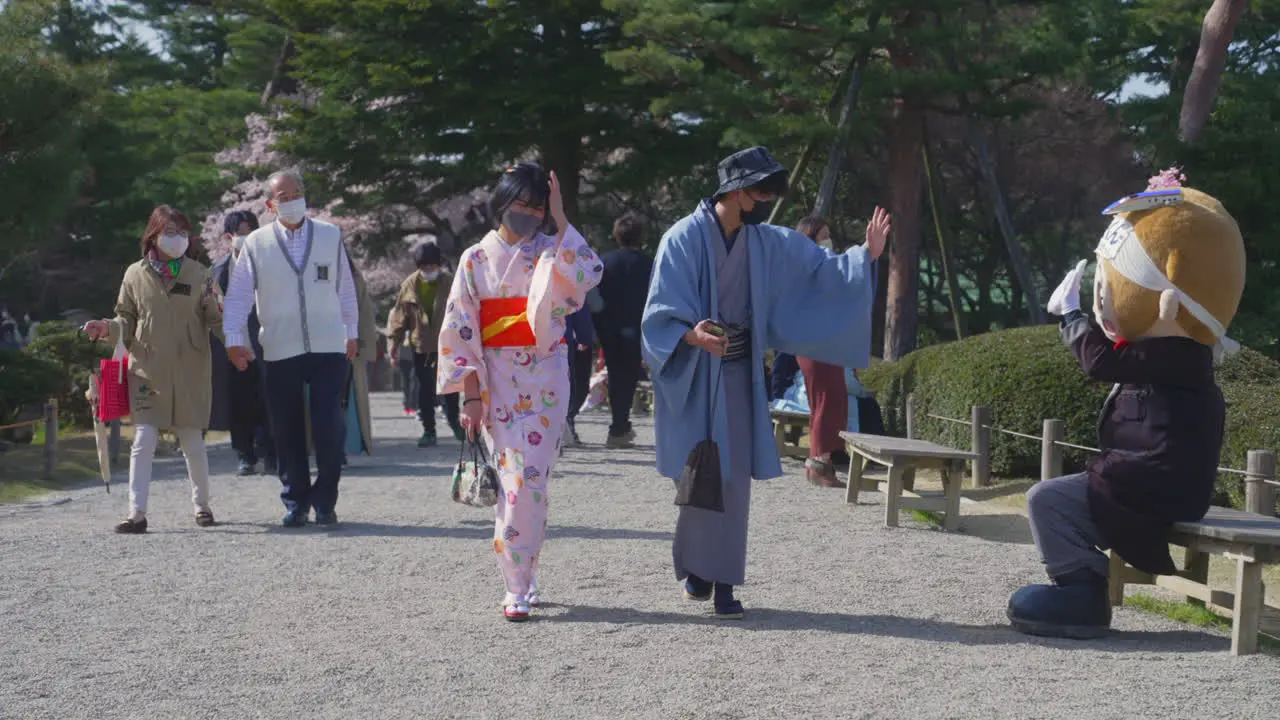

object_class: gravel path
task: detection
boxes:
[3,392,1277,720]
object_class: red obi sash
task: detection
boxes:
[479,297,535,348]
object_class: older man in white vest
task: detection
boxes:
[223,168,359,528]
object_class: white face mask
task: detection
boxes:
[422,269,440,282]
[275,198,307,224]
[157,233,189,259]
[232,234,247,252]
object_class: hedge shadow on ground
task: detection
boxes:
[862,325,1280,510]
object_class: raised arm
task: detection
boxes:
[1060,310,1154,384]
[764,230,875,368]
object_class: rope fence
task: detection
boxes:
[0,400,59,479]
[910,394,1279,515]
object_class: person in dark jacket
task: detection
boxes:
[591,212,654,448]
[769,352,799,401]
[209,210,276,475]
[562,306,595,448]
[1008,178,1246,640]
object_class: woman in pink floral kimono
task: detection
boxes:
[437,163,603,622]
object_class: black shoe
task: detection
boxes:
[1007,569,1111,639]
[281,510,308,528]
[262,457,277,475]
[713,583,744,619]
[314,510,339,527]
[114,518,147,534]
[683,573,712,602]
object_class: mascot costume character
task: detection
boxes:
[1007,168,1247,639]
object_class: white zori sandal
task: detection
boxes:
[502,591,531,622]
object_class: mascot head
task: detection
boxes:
[1092,168,1246,349]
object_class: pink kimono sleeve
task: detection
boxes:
[527,224,605,353]
[437,255,488,402]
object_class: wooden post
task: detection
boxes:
[1041,419,1064,482]
[1244,449,1277,516]
[42,399,58,479]
[905,393,916,439]
[1232,557,1264,655]
[971,404,990,487]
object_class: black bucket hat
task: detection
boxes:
[715,146,787,196]
[413,242,443,268]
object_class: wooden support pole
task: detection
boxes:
[1232,556,1263,655]
[42,399,58,479]
[1245,449,1277,516]
[1041,419,1064,482]
[971,405,990,487]
[905,393,916,439]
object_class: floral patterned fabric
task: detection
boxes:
[437,226,603,601]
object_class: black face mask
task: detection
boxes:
[740,199,774,225]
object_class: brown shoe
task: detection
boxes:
[114,518,148,534]
[805,458,846,489]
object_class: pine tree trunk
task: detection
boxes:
[260,33,297,105]
[921,132,964,340]
[970,119,1043,325]
[813,10,881,218]
[883,95,925,361]
[1180,0,1247,143]
[766,138,819,224]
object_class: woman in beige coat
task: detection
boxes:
[85,205,224,534]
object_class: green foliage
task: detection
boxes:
[861,326,1280,509]
[861,325,1111,477]
[0,2,101,272]
[1118,2,1280,359]
[270,0,676,247]
[23,321,111,428]
[0,349,63,439]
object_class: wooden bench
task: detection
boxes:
[771,409,810,460]
[1106,506,1280,655]
[839,431,976,532]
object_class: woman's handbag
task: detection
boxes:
[97,333,131,423]
[450,436,501,508]
[674,357,725,513]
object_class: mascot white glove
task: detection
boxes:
[1046,259,1089,317]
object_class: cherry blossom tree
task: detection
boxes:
[201,113,491,299]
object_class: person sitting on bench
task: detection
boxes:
[1007,171,1246,640]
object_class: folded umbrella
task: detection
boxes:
[86,374,111,493]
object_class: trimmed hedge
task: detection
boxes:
[0,349,63,440]
[861,326,1280,510]
[23,321,110,428]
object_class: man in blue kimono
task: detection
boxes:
[642,146,889,619]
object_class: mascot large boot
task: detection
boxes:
[1007,168,1247,640]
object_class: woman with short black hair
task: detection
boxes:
[437,162,603,621]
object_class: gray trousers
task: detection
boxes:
[1026,474,1110,579]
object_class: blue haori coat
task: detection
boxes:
[641,205,876,483]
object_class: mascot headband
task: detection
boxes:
[1095,214,1226,338]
